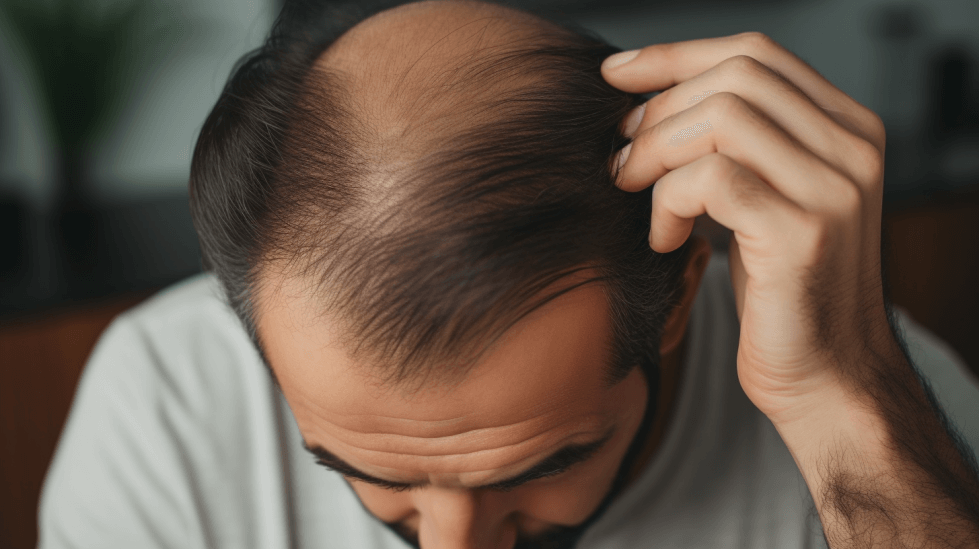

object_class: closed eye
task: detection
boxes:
[314,459,418,492]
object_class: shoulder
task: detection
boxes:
[101,273,256,374]
[83,273,276,456]
[116,272,244,346]
[39,274,285,548]
[86,274,263,414]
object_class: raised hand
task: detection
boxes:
[603,33,979,547]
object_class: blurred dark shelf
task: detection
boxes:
[507,0,805,16]
[0,193,202,320]
[882,187,979,376]
[331,0,810,20]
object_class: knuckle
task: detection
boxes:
[721,54,767,78]
[701,152,739,181]
[849,136,884,183]
[863,107,885,136]
[738,31,778,55]
[705,91,748,117]
[864,109,887,150]
[834,179,863,214]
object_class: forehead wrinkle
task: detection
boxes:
[318,391,593,431]
[282,345,611,438]
[313,420,611,479]
[314,412,608,457]
[290,384,610,455]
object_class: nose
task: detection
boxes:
[414,488,516,549]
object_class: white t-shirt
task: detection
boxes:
[38,255,979,548]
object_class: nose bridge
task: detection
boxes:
[415,488,515,549]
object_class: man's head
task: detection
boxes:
[190,1,706,546]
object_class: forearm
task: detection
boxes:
[775,350,979,548]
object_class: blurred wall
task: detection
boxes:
[2,0,977,210]
[581,0,978,118]
[0,10,54,207]
[0,0,275,208]
[0,0,276,312]
[575,0,979,197]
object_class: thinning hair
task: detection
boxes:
[189,0,691,388]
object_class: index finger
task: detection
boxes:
[602,33,884,151]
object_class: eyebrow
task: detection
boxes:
[303,429,615,492]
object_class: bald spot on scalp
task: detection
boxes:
[317,0,570,165]
[255,0,642,388]
[259,1,588,372]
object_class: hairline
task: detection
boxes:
[246,270,642,393]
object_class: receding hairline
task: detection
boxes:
[254,260,619,393]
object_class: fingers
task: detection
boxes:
[603,32,884,152]
[649,153,806,258]
[623,55,875,188]
[617,92,855,214]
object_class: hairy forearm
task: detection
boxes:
[775,349,979,548]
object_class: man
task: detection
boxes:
[39,1,979,548]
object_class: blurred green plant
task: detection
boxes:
[1,0,204,203]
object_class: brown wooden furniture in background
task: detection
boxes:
[884,194,979,374]
[1,293,150,549]
[1,195,977,549]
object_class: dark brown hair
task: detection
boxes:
[189,0,691,388]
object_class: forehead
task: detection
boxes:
[255,271,624,476]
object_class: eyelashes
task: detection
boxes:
[322,462,572,493]
[486,465,570,492]
[312,433,608,494]
[315,460,420,492]
[368,479,419,493]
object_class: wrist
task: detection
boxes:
[768,346,951,498]
[765,346,915,482]
[762,331,912,427]
[770,381,891,484]
[769,352,979,546]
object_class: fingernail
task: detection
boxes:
[604,50,639,71]
[623,103,646,137]
[616,142,633,173]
